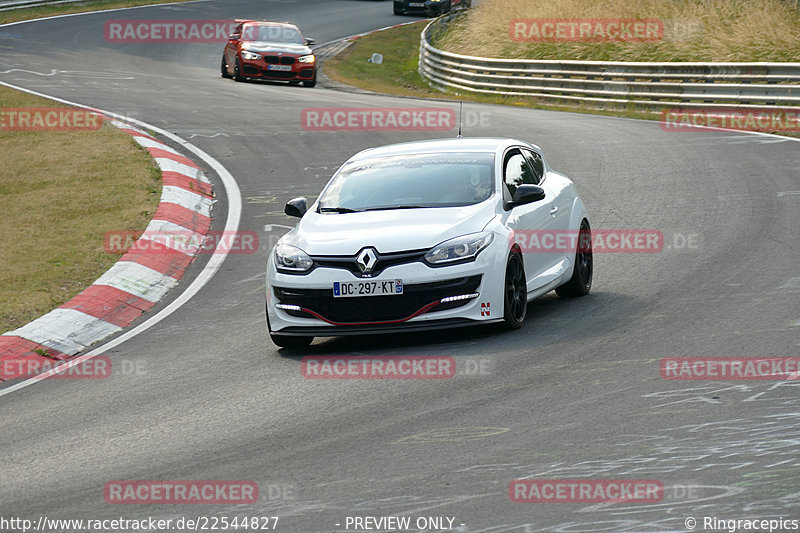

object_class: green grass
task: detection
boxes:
[0,85,161,333]
[0,0,195,25]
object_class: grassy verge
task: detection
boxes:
[323,18,800,138]
[0,85,161,333]
[437,0,800,62]
[325,21,665,119]
[0,0,194,25]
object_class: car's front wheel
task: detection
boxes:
[302,72,317,87]
[502,252,527,329]
[233,58,245,82]
[393,4,403,15]
[221,55,232,78]
[556,219,593,297]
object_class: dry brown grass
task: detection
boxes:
[0,86,160,333]
[437,0,800,62]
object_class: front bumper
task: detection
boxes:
[266,245,506,336]
[240,56,315,81]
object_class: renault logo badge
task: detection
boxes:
[356,248,378,274]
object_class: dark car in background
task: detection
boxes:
[393,0,470,16]
[221,20,317,87]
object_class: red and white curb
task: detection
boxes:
[0,117,214,380]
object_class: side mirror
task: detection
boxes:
[228,34,240,41]
[511,184,546,206]
[285,197,308,218]
[305,38,315,46]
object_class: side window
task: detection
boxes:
[523,149,544,184]
[503,149,537,197]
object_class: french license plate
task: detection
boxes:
[333,279,403,298]
[268,64,292,71]
[409,2,425,6]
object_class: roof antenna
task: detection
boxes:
[456,101,463,138]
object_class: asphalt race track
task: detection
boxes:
[1,1,800,531]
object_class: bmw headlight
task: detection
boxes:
[298,54,316,63]
[241,51,261,60]
[424,232,494,266]
[274,243,313,273]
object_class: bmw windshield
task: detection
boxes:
[242,24,304,44]
[318,152,495,213]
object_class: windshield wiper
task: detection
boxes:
[363,205,429,212]
[319,206,362,213]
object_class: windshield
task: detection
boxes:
[318,152,496,212]
[242,24,304,45]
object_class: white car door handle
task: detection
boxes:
[550,206,558,216]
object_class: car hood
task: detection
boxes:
[242,41,312,55]
[284,203,496,256]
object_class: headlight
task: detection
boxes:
[424,232,494,266]
[274,243,313,273]
[298,54,316,63]
[241,51,261,60]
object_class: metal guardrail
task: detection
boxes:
[419,13,800,111]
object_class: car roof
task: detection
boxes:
[238,20,299,29]
[350,138,539,161]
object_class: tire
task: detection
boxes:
[221,55,232,78]
[233,58,244,82]
[556,220,593,297]
[302,73,317,88]
[502,252,527,329]
[394,5,403,15]
[270,333,313,349]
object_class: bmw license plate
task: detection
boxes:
[268,64,292,71]
[333,279,403,298]
[409,2,425,6]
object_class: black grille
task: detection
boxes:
[274,275,482,324]
[312,249,427,278]
[261,70,296,79]
[263,55,296,65]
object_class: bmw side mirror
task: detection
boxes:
[305,38,315,46]
[285,197,308,218]
[511,184,546,205]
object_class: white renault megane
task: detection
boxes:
[266,138,592,348]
